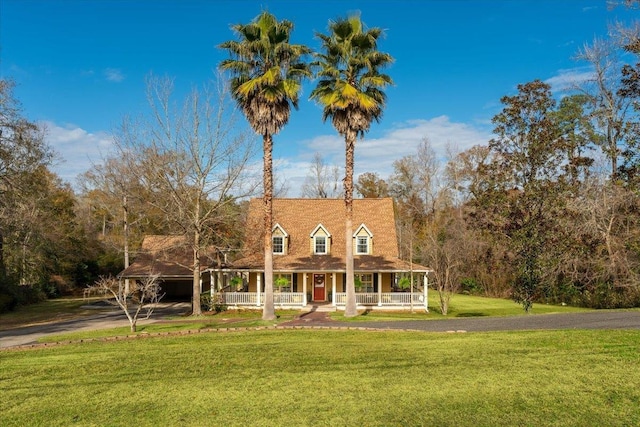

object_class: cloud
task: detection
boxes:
[104,68,125,82]
[41,121,115,185]
[277,116,492,196]
[545,67,593,92]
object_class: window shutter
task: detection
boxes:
[293,274,298,292]
[373,273,379,292]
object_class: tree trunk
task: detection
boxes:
[192,205,202,315]
[0,232,5,282]
[344,132,357,317]
[262,134,275,321]
[123,194,130,294]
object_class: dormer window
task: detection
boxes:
[310,224,331,255]
[314,236,327,254]
[273,236,284,254]
[272,223,288,255]
[354,224,373,255]
[356,236,369,254]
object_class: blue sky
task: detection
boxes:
[1,0,637,195]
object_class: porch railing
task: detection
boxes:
[221,292,305,307]
[333,292,427,307]
[220,291,427,308]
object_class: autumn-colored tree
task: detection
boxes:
[355,172,389,198]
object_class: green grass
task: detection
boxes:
[329,292,591,321]
[2,329,640,426]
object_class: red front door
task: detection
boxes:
[313,274,325,301]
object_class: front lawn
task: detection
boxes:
[2,329,639,426]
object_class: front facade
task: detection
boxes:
[218,198,432,310]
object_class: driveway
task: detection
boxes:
[320,310,640,332]
[2,307,639,349]
[0,302,190,349]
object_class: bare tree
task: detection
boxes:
[575,35,632,179]
[88,275,164,332]
[300,152,342,198]
[115,75,257,316]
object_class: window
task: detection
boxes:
[273,273,292,292]
[314,236,327,254]
[356,236,369,254]
[355,273,374,293]
[353,224,373,255]
[273,236,284,254]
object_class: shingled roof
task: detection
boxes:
[119,235,218,279]
[233,198,430,273]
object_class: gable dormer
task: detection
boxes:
[353,224,373,255]
[310,224,331,255]
[272,223,288,255]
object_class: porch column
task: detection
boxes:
[199,276,203,294]
[423,274,429,312]
[303,273,308,305]
[332,273,336,306]
[256,273,261,307]
[378,274,383,307]
[214,270,218,300]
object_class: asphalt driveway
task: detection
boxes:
[1,306,639,349]
[0,302,190,349]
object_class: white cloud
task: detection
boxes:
[276,116,492,196]
[545,67,593,92]
[42,121,115,185]
[104,68,125,82]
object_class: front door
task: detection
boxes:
[313,274,325,301]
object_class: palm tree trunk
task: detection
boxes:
[344,132,357,317]
[263,133,276,320]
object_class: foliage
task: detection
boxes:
[471,80,567,312]
[274,275,290,291]
[200,293,228,313]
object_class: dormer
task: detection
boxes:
[310,224,331,255]
[353,224,373,255]
[272,223,288,255]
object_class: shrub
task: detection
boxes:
[0,292,17,313]
[201,293,228,313]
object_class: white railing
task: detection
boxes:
[222,292,427,308]
[334,292,427,307]
[221,292,305,307]
[222,292,257,306]
[273,292,305,306]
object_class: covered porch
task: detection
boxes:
[207,269,431,311]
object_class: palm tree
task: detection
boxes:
[310,14,393,317]
[219,12,311,320]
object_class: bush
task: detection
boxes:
[460,277,483,295]
[0,293,17,313]
[201,293,227,313]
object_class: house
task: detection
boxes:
[218,198,432,310]
[118,235,220,300]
